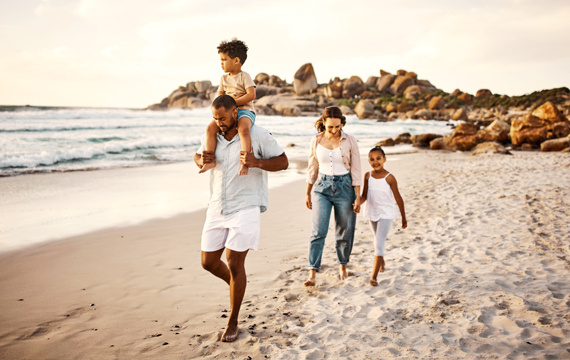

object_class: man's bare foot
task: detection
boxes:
[339,265,348,280]
[221,324,239,342]
[199,162,216,174]
[303,279,315,287]
[370,278,378,286]
[239,164,249,176]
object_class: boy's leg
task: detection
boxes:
[237,116,253,175]
[199,120,219,173]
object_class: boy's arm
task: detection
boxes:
[233,86,255,106]
[194,151,215,169]
[388,175,407,229]
[240,151,288,172]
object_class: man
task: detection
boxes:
[194,94,288,342]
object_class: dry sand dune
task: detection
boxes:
[1,152,569,359]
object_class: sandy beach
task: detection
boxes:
[1,151,570,359]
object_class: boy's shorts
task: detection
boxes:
[237,109,256,126]
[201,207,261,252]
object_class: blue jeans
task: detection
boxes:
[309,173,357,269]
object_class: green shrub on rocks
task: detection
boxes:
[472,87,569,110]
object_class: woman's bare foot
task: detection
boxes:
[304,269,316,286]
[370,278,378,286]
[339,265,348,280]
[221,324,239,342]
[303,279,315,287]
[239,164,249,176]
[199,162,216,174]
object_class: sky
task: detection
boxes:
[1,0,570,108]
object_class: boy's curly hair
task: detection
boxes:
[217,38,249,64]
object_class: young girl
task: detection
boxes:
[360,146,407,286]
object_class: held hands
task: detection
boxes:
[353,196,361,214]
[240,146,259,169]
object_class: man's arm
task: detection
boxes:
[240,151,288,172]
[194,150,215,169]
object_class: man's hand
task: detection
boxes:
[240,148,260,169]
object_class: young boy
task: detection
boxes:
[199,38,256,175]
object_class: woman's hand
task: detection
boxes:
[353,196,361,213]
[305,193,312,210]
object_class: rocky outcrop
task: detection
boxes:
[476,119,510,143]
[412,133,442,147]
[444,123,479,150]
[293,63,318,95]
[428,96,445,110]
[390,76,415,95]
[254,73,287,87]
[342,76,366,98]
[430,137,445,150]
[324,78,343,99]
[510,114,547,146]
[394,133,412,144]
[355,100,375,119]
[531,101,570,139]
[451,108,468,121]
[476,89,493,98]
[255,93,317,116]
[377,74,395,93]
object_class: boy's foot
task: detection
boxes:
[239,164,249,176]
[339,265,348,280]
[303,279,316,287]
[370,279,378,286]
[199,162,216,174]
[221,324,239,342]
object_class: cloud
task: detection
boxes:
[101,46,119,58]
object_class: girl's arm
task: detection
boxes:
[234,86,256,106]
[305,183,314,210]
[360,172,370,205]
[387,174,407,229]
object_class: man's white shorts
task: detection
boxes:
[201,207,261,252]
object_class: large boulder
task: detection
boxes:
[324,78,343,99]
[457,92,473,104]
[339,105,355,115]
[531,101,570,139]
[471,142,508,156]
[397,103,414,113]
[293,63,318,95]
[255,93,317,115]
[405,71,418,80]
[476,119,510,143]
[451,108,468,121]
[541,138,570,152]
[390,76,415,95]
[510,114,547,146]
[412,133,442,147]
[255,85,281,99]
[428,96,445,110]
[444,123,479,151]
[476,89,493,98]
[354,100,375,119]
[376,74,395,93]
[254,73,270,84]
[394,132,412,144]
[365,76,379,88]
[414,109,433,119]
[396,69,407,76]
[195,80,212,93]
[385,103,398,113]
[379,69,390,76]
[430,137,445,150]
[342,76,366,98]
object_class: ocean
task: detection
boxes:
[0,106,454,177]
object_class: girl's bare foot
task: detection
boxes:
[221,324,239,342]
[370,278,378,286]
[339,265,348,280]
[239,164,249,176]
[199,162,216,174]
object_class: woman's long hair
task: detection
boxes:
[314,106,346,133]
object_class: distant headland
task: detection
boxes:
[146,63,570,153]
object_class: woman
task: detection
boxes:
[304,106,362,286]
